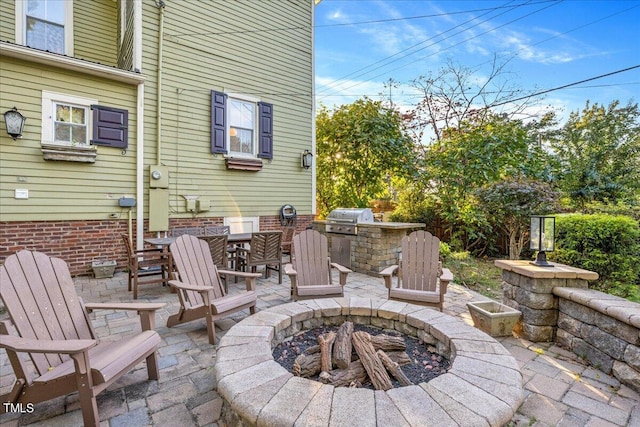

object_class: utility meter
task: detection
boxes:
[149,165,169,188]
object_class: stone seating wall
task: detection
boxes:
[553,287,640,393]
[496,260,640,394]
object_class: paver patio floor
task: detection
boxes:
[1,268,639,426]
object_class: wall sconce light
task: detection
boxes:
[3,107,26,140]
[530,215,555,267]
[301,149,313,169]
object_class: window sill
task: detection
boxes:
[41,143,97,163]
[225,157,263,171]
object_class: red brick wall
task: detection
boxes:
[0,214,315,276]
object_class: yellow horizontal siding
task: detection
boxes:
[0,57,138,222]
[73,0,118,66]
[0,0,14,41]
[144,0,314,218]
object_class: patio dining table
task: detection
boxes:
[144,232,252,247]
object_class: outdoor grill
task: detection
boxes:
[326,208,375,235]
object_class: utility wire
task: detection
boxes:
[318,2,638,99]
[169,0,558,37]
[324,0,525,86]
[319,0,561,99]
[490,65,640,107]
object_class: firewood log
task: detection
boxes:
[293,353,321,377]
[370,334,406,351]
[387,351,410,366]
[318,331,336,373]
[333,321,354,369]
[352,331,393,391]
[318,360,367,387]
[377,350,412,386]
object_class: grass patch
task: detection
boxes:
[445,252,503,300]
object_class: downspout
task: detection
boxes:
[311,1,317,216]
[156,1,165,165]
[136,82,145,249]
[134,0,145,249]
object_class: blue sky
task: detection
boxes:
[314,0,640,126]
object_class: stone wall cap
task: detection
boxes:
[495,260,599,280]
[358,222,425,230]
[554,287,640,326]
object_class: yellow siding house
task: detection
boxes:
[0,0,316,275]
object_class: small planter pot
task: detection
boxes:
[467,301,522,337]
[92,260,117,279]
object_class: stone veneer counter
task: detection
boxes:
[313,221,425,276]
[215,297,524,427]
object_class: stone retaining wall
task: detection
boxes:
[553,287,640,393]
[495,260,640,394]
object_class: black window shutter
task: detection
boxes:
[257,101,273,159]
[91,105,128,149]
[211,90,228,154]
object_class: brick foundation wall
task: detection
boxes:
[0,215,314,276]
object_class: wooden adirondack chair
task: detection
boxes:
[235,231,283,284]
[284,229,352,301]
[0,250,165,427]
[380,230,454,312]
[168,235,260,344]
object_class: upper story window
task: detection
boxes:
[42,92,96,146]
[16,0,74,55]
[229,97,257,156]
[211,90,273,161]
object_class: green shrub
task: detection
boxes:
[439,241,451,259]
[548,213,640,301]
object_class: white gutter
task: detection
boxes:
[0,42,145,84]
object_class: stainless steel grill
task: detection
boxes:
[326,208,375,235]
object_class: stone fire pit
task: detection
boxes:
[215,297,524,426]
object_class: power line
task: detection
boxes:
[323,0,529,87]
[316,81,640,100]
[319,0,562,99]
[169,0,558,37]
[490,65,640,107]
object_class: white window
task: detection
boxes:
[15,0,74,55]
[41,91,97,146]
[228,94,259,157]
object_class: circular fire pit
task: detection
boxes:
[215,298,524,426]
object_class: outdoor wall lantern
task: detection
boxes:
[530,215,555,267]
[301,149,313,169]
[3,107,26,140]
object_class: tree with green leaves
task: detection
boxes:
[417,112,556,252]
[476,178,559,259]
[315,98,417,218]
[551,100,640,208]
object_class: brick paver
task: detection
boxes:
[1,268,638,426]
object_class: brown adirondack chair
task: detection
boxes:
[380,230,454,311]
[235,231,283,284]
[168,235,260,344]
[284,229,352,301]
[122,234,172,299]
[281,226,296,256]
[0,250,165,427]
